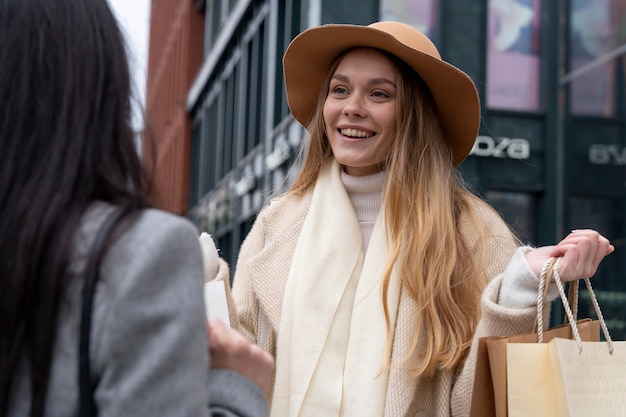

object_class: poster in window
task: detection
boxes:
[569,0,619,117]
[381,0,438,44]
[486,0,542,111]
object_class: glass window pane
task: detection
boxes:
[568,196,625,340]
[484,190,537,243]
[380,0,439,45]
[486,0,542,111]
[211,0,223,41]
[568,0,624,117]
[190,121,202,206]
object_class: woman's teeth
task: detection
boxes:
[340,128,374,138]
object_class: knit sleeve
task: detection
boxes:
[498,246,560,309]
[231,210,266,345]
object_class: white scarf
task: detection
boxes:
[271,159,401,417]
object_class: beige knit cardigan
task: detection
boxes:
[226,191,538,417]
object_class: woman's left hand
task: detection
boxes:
[207,318,275,392]
[525,229,614,282]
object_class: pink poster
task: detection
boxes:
[486,0,542,111]
[569,0,617,116]
[381,0,437,43]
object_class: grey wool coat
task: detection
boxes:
[8,203,268,417]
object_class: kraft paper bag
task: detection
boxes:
[469,336,497,417]
[481,319,599,417]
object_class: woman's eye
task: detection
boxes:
[332,86,348,95]
[372,91,389,98]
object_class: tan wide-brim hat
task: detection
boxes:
[283,21,480,166]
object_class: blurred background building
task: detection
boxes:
[145,0,626,336]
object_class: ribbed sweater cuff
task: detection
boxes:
[498,246,559,309]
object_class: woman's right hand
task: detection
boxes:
[208,318,275,393]
[525,229,614,282]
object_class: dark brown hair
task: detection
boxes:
[0,0,150,415]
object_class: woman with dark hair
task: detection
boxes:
[0,0,272,416]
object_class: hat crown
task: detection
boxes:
[368,21,441,61]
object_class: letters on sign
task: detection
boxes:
[461,136,626,166]
[588,144,626,165]
[470,136,530,160]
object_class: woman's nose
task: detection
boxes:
[343,93,366,117]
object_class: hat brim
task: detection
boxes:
[283,23,480,166]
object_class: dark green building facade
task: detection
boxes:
[187,0,626,336]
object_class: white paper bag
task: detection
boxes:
[549,338,626,417]
[204,280,230,327]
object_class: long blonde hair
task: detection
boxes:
[288,49,492,377]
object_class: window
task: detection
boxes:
[189,1,270,209]
[568,196,625,340]
[567,0,626,117]
[486,0,542,111]
[484,190,537,243]
[245,26,265,153]
[274,0,301,125]
[380,0,439,44]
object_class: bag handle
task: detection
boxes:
[536,258,579,333]
[79,209,125,417]
[537,257,614,354]
[536,257,558,336]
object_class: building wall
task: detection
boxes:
[145,0,205,214]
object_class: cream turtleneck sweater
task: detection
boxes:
[340,169,388,253]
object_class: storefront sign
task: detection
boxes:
[470,136,530,159]
[588,144,626,165]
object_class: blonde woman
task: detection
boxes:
[225,21,613,417]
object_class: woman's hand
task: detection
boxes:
[207,318,275,393]
[525,229,614,282]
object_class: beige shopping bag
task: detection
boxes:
[548,335,626,416]
[507,336,626,417]
[479,319,599,417]
[507,258,624,417]
[507,342,558,417]
[469,257,599,417]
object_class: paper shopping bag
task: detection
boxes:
[507,337,626,417]
[470,327,593,417]
[507,342,558,417]
[506,258,623,417]
[548,337,626,417]
[470,257,601,417]
[469,336,497,417]
[481,319,599,417]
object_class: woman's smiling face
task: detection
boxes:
[323,48,398,176]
